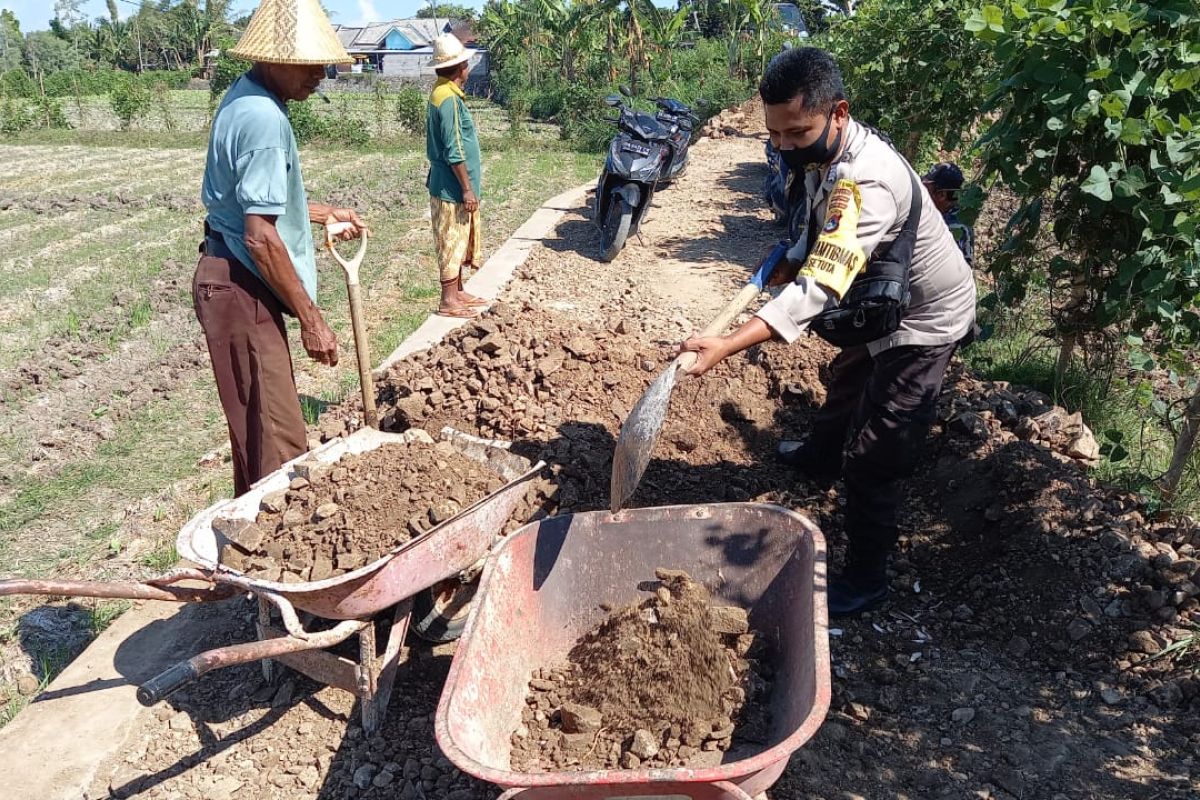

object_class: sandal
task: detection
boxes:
[460,293,489,307]
[435,305,481,319]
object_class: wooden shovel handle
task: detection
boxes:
[675,281,763,374]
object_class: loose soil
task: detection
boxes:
[80,100,1198,800]
[510,569,772,773]
[227,441,506,581]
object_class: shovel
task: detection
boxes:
[610,241,789,513]
[326,222,377,428]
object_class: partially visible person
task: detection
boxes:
[426,33,486,319]
[197,0,367,496]
[922,162,974,267]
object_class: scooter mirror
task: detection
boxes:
[619,85,633,98]
[604,95,621,107]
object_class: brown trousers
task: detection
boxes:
[193,251,308,496]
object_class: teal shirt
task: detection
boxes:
[202,72,317,303]
[426,78,482,203]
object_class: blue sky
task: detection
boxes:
[2,1,490,32]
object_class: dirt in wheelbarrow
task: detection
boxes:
[509,569,774,773]
[218,440,507,582]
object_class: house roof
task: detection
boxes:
[332,18,455,52]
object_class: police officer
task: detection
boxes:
[680,47,976,616]
[923,162,975,267]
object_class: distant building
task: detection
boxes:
[332,18,489,91]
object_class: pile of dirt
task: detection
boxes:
[220,439,506,581]
[323,300,827,521]
[699,96,767,139]
[509,569,772,773]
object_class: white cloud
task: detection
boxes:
[356,0,381,25]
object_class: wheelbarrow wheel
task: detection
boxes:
[412,580,478,643]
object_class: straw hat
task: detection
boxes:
[430,33,474,71]
[229,0,351,66]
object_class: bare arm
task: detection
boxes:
[450,162,479,213]
[678,316,776,377]
[244,213,338,366]
[307,202,369,240]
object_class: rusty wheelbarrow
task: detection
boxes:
[435,503,831,800]
[0,426,543,733]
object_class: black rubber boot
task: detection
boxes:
[827,571,889,617]
[776,439,842,487]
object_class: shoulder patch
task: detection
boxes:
[799,178,866,299]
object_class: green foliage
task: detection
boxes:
[31,95,69,129]
[286,99,371,148]
[418,3,478,21]
[394,85,427,135]
[481,0,762,149]
[109,73,152,130]
[0,95,32,134]
[971,0,1200,371]
[0,68,35,98]
[209,54,252,105]
[822,0,991,159]
[41,69,188,98]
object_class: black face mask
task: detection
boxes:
[779,109,844,171]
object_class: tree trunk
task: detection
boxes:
[904,129,922,164]
[1161,380,1200,500]
[1053,334,1077,395]
[1053,272,1090,392]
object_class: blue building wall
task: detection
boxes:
[384,29,415,51]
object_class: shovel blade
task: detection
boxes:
[610,362,681,513]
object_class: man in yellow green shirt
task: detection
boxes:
[426,33,485,319]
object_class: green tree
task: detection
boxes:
[23,31,82,85]
[418,3,479,21]
[0,10,23,73]
[969,0,1200,495]
[823,0,991,160]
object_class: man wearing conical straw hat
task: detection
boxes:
[196,0,368,496]
[426,33,486,319]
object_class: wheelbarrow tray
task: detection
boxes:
[435,503,831,800]
[176,426,543,621]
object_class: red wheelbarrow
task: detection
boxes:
[435,503,831,800]
[0,426,543,733]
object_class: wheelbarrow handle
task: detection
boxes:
[0,576,236,603]
[325,222,368,285]
[137,661,198,706]
[136,618,367,706]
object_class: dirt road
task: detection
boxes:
[84,109,1198,799]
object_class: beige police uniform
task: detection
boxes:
[755,119,976,349]
[758,118,978,588]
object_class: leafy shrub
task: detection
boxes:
[287,99,370,147]
[0,69,35,99]
[823,0,990,159]
[31,95,69,129]
[210,54,253,105]
[109,73,152,130]
[42,69,190,98]
[395,85,426,134]
[0,96,32,134]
